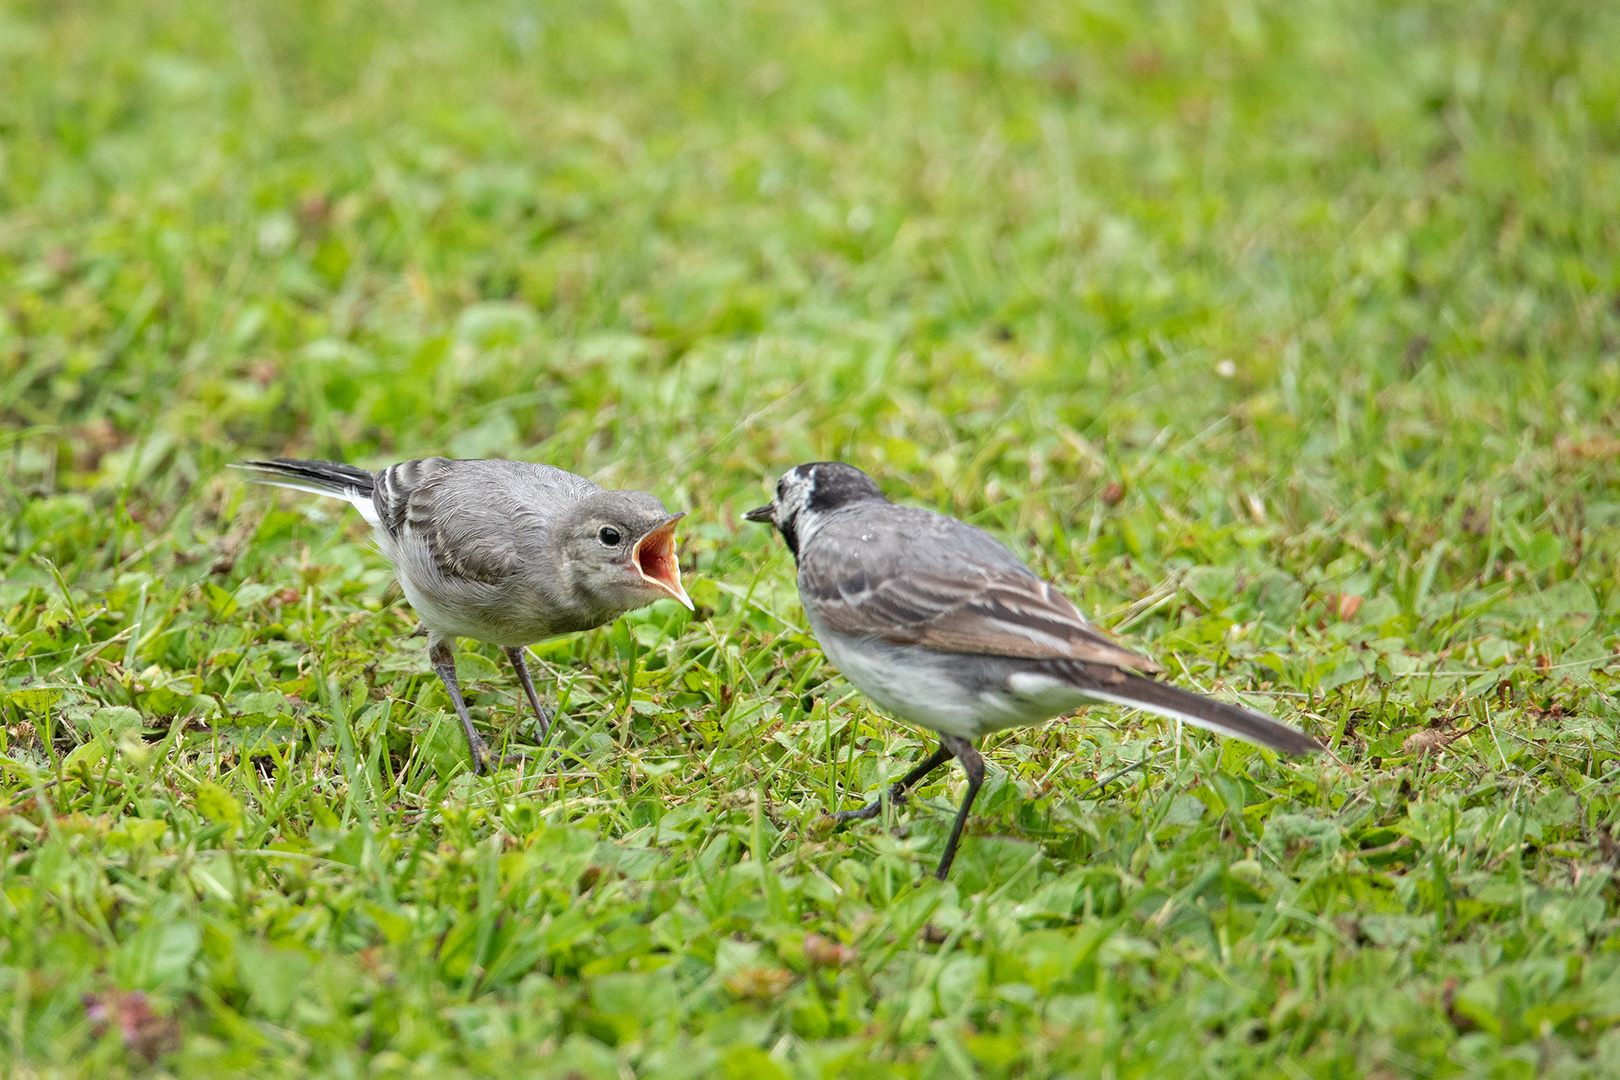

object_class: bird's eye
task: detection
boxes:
[598,526,622,546]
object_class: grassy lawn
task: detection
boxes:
[4,0,1620,1075]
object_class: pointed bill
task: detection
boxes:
[633,512,693,609]
[743,504,775,522]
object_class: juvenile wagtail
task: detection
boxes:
[236,456,692,773]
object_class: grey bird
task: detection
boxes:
[745,462,1320,880]
[235,456,692,773]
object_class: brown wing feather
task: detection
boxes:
[911,576,1158,671]
[801,512,1160,672]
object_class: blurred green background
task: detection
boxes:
[8,0,1615,513]
[4,0,1620,1076]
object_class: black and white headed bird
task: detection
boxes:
[745,461,1320,880]
[235,457,692,773]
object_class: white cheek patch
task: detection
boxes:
[782,471,815,514]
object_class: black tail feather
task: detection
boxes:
[1065,666,1320,755]
[237,458,376,497]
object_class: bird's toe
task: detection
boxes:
[829,803,883,826]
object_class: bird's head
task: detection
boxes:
[560,491,692,612]
[744,462,886,558]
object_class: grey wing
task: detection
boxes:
[372,458,596,585]
[801,506,1159,671]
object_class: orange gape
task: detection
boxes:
[633,513,690,606]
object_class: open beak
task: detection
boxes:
[632,512,693,609]
[743,504,775,523]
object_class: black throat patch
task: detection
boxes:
[778,513,800,561]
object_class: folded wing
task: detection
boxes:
[800,506,1159,672]
[374,458,550,587]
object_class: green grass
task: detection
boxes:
[3,0,1620,1075]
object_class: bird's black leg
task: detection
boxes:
[503,645,554,744]
[832,742,953,824]
[429,638,494,775]
[933,734,985,880]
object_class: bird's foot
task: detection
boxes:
[467,737,530,776]
[526,707,555,745]
[475,743,543,774]
[829,800,884,825]
[829,784,914,826]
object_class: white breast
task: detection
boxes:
[809,615,1092,740]
[374,525,512,644]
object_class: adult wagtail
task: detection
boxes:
[235,457,692,773]
[746,461,1319,879]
